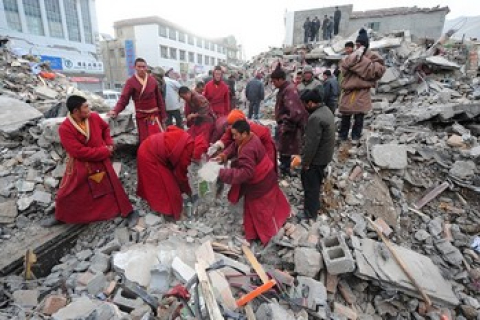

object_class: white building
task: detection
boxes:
[101,16,241,90]
[0,0,103,92]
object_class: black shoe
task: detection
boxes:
[126,210,140,228]
[40,216,63,228]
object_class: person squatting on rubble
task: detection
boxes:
[179,86,216,144]
[271,64,308,176]
[214,120,290,245]
[136,126,208,221]
[163,71,184,129]
[208,110,277,173]
[338,29,386,143]
[43,95,135,227]
[297,65,323,96]
[245,71,265,120]
[108,58,167,144]
[203,66,231,117]
[297,89,335,220]
[322,69,340,114]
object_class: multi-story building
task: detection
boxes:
[0,0,103,92]
[100,16,242,90]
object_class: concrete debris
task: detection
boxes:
[371,144,408,169]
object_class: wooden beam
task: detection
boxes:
[242,245,269,284]
[195,259,224,320]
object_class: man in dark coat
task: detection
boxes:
[271,64,308,176]
[334,7,342,35]
[245,72,265,119]
[311,17,321,42]
[322,70,340,114]
[303,18,312,44]
[322,15,329,40]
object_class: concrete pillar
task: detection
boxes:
[58,0,69,41]
[38,0,50,37]
[16,0,28,34]
[0,0,8,30]
[75,0,85,43]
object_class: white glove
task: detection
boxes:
[354,46,365,60]
[207,141,224,157]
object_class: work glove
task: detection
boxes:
[207,141,223,157]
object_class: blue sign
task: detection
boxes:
[40,55,63,70]
[125,40,136,77]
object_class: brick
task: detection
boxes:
[326,273,339,294]
[373,218,393,237]
[334,302,358,320]
[321,234,355,275]
[103,280,117,296]
[76,271,95,287]
[43,295,67,315]
[338,280,356,305]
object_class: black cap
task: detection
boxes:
[355,28,369,48]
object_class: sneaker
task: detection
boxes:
[40,216,63,228]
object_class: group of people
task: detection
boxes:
[44,28,385,247]
[303,7,342,43]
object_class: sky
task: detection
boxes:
[95,0,479,59]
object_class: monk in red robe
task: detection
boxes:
[216,120,290,245]
[179,86,215,144]
[108,58,167,144]
[208,110,277,172]
[203,66,230,117]
[136,127,208,220]
[49,95,133,225]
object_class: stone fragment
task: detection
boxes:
[131,305,152,320]
[86,273,107,295]
[294,247,323,277]
[44,177,59,189]
[449,161,476,179]
[255,303,296,320]
[145,213,162,226]
[16,180,35,192]
[52,296,98,320]
[43,295,67,315]
[89,253,110,274]
[334,302,358,320]
[447,135,466,148]
[469,146,480,158]
[296,276,328,311]
[172,256,195,283]
[428,219,443,237]
[371,144,408,169]
[115,227,130,245]
[76,249,93,261]
[35,86,59,99]
[415,230,431,242]
[374,218,393,237]
[113,244,158,287]
[150,264,171,293]
[0,200,18,224]
[31,190,52,205]
[434,239,463,266]
[0,96,43,137]
[326,273,339,294]
[13,290,38,308]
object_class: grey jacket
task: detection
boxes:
[302,106,335,167]
[323,76,340,110]
[245,78,265,102]
[297,78,323,96]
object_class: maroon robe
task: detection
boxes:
[204,80,230,117]
[55,112,133,223]
[219,134,290,245]
[114,75,167,143]
[136,127,194,220]
[184,91,215,144]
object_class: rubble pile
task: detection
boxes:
[1,30,480,320]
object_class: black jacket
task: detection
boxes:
[302,106,335,167]
[323,76,340,110]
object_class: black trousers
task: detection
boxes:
[301,165,326,219]
[248,101,260,119]
[279,155,291,175]
[339,113,364,140]
[166,110,183,128]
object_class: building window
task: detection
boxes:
[188,52,194,63]
[119,48,125,58]
[168,28,176,40]
[367,22,380,31]
[158,25,167,37]
[63,0,81,42]
[23,0,44,35]
[204,56,209,66]
[80,0,93,43]
[211,56,215,65]
[197,54,202,64]
[3,0,22,32]
[178,31,185,43]
[187,34,194,45]
[160,45,168,59]
[204,41,209,50]
[179,50,186,61]
[196,38,202,48]
[114,83,123,89]
[44,0,63,38]
[210,42,215,51]
[169,47,177,60]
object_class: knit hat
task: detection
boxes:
[227,109,246,125]
[303,65,314,74]
[193,135,208,160]
[355,28,369,48]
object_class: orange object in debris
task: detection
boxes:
[236,279,276,307]
[40,71,56,79]
[290,155,301,169]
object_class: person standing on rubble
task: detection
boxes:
[245,71,265,119]
[203,66,230,117]
[312,16,321,42]
[303,17,312,44]
[215,120,290,245]
[179,86,216,144]
[322,70,340,114]
[108,58,167,144]
[339,29,386,143]
[271,64,308,176]
[297,65,323,95]
[334,7,342,35]
[227,73,237,110]
[43,95,135,227]
[298,89,335,220]
[137,127,207,221]
[327,16,334,40]
[322,15,329,40]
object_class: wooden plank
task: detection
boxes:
[196,241,237,311]
[242,245,269,284]
[245,304,256,320]
[195,259,224,320]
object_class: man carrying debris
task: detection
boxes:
[297,65,323,95]
[322,70,340,114]
[208,110,277,172]
[339,29,386,143]
[271,64,308,176]
[203,66,230,117]
[44,95,135,226]
[137,127,207,220]
[298,89,335,220]
[245,71,265,119]
[215,120,290,245]
[179,86,216,144]
[108,58,167,144]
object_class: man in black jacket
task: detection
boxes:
[303,18,312,44]
[322,70,340,114]
[334,7,342,35]
[298,89,335,220]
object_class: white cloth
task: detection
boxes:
[164,77,182,111]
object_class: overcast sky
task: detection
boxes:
[95,0,478,59]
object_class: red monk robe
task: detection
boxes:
[184,91,215,144]
[204,80,230,117]
[218,134,290,245]
[113,75,167,143]
[55,112,133,223]
[136,127,207,220]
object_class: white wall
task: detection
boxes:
[284,11,295,46]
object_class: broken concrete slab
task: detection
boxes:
[425,56,461,70]
[294,247,323,277]
[35,86,59,100]
[0,96,43,137]
[52,296,99,320]
[255,302,296,320]
[449,161,476,180]
[296,276,328,311]
[0,200,18,224]
[353,237,460,308]
[13,290,38,308]
[371,144,408,169]
[359,175,398,226]
[113,243,158,288]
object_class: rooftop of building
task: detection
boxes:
[350,5,450,19]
